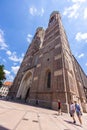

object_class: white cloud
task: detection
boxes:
[75,32,87,42]
[13,63,18,66]
[4,70,10,75]
[78,53,84,58]
[29,6,37,16]
[11,66,20,75]
[63,0,86,19]
[84,8,87,19]
[40,8,44,16]
[4,66,20,81]
[29,7,44,16]
[85,63,87,66]
[27,34,33,43]
[85,62,87,67]
[0,29,24,64]
[67,0,86,2]
[0,29,8,50]
[4,69,14,81]
[7,51,24,63]
[6,50,12,56]
[63,4,80,18]
[52,0,59,2]
[21,53,24,57]
[71,0,86,3]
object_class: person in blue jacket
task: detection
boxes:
[74,101,82,126]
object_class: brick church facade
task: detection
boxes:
[9,11,87,112]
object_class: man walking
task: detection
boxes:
[74,101,82,126]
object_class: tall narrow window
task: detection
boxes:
[34,56,38,66]
[47,71,51,88]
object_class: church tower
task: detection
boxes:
[9,11,87,112]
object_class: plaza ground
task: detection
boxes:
[0,100,87,130]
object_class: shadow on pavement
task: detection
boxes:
[0,125,10,130]
[0,98,53,112]
[64,120,81,127]
[52,113,58,116]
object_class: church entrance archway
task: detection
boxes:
[16,71,32,101]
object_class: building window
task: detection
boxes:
[34,56,38,66]
[49,16,56,26]
[46,70,51,88]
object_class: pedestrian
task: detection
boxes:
[69,101,76,123]
[74,101,82,126]
[57,99,62,115]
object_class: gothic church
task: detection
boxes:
[9,11,87,112]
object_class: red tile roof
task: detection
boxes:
[3,81,12,86]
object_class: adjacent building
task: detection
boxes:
[0,81,12,98]
[9,11,87,112]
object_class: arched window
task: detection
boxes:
[49,16,56,27]
[46,71,51,88]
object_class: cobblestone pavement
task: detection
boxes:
[0,100,87,130]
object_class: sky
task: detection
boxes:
[0,0,87,82]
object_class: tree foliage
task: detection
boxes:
[0,65,6,87]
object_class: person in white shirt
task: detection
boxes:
[70,101,76,123]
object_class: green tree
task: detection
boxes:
[0,65,6,87]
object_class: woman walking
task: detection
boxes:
[70,101,76,123]
[57,100,62,115]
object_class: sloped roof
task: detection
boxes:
[3,81,12,86]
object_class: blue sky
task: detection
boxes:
[0,0,87,81]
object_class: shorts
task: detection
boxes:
[70,110,75,117]
[76,111,82,116]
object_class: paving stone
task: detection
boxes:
[0,100,87,130]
